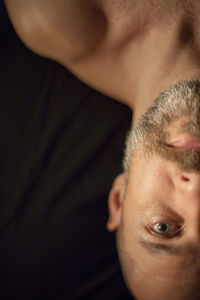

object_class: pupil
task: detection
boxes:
[159,224,168,232]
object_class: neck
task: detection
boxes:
[121,10,200,125]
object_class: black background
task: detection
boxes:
[0,1,133,299]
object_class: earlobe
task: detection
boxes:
[107,173,125,232]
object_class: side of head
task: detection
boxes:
[107,80,200,300]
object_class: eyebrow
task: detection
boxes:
[139,240,197,256]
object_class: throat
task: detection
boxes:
[129,17,200,124]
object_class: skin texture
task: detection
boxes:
[4,0,200,299]
[116,156,200,300]
[5,0,200,109]
[107,81,200,299]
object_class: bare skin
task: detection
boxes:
[4,1,200,299]
[5,0,200,122]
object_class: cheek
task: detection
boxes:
[131,276,183,300]
[125,157,174,212]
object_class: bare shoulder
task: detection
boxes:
[3,0,138,104]
[4,0,106,64]
[7,0,180,106]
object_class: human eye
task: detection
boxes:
[148,222,182,239]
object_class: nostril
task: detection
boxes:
[181,175,190,182]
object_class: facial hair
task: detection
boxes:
[123,80,200,175]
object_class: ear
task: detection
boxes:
[107,173,125,232]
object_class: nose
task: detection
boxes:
[174,171,200,200]
[174,171,200,238]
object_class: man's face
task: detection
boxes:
[109,81,200,300]
[118,155,200,300]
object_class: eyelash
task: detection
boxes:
[148,223,182,239]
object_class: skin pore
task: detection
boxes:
[5,0,200,113]
[118,153,200,300]
[116,152,200,300]
[4,0,200,299]
[107,80,200,299]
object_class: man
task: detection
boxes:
[5,0,200,299]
